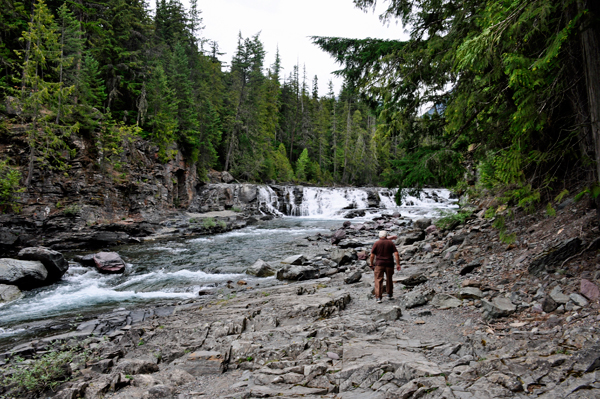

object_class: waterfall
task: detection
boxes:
[255,185,456,218]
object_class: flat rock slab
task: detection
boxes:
[172,351,226,376]
[250,385,329,397]
[186,211,237,218]
[431,293,462,309]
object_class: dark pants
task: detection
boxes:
[374,266,394,298]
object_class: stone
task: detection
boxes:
[239,184,257,203]
[0,284,22,303]
[528,237,582,276]
[93,252,126,274]
[396,273,428,287]
[461,279,481,288]
[431,293,462,309]
[374,306,402,321]
[549,286,570,304]
[450,234,467,246]
[18,246,69,282]
[482,297,516,318]
[329,249,352,266]
[281,254,306,265]
[144,384,174,398]
[5,96,22,116]
[542,296,558,313]
[425,225,438,235]
[459,287,483,299]
[276,264,320,281]
[331,229,346,245]
[572,343,600,373]
[73,254,96,267]
[246,259,275,277]
[460,260,481,275]
[581,279,599,301]
[344,270,362,284]
[414,218,432,229]
[422,243,433,252]
[570,293,589,307]
[401,288,435,309]
[327,352,340,360]
[0,258,48,289]
[171,351,226,376]
[400,230,426,245]
[114,360,159,375]
[221,171,235,183]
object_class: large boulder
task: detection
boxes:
[73,254,96,267]
[276,264,320,281]
[0,284,22,303]
[328,249,352,266]
[431,293,462,309]
[239,184,257,203]
[401,288,435,309]
[398,230,426,246]
[93,252,126,274]
[344,270,362,284]
[331,229,346,245]
[18,247,68,282]
[414,218,432,229]
[221,171,235,183]
[0,258,48,289]
[482,297,516,319]
[246,259,275,277]
[396,274,428,287]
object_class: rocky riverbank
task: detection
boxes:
[1,194,600,399]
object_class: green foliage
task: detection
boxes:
[295,148,310,181]
[1,349,88,396]
[435,209,473,231]
[546,202,556,217]
[202,217,216,229]
[217,220,227,229]
[0,160,24,212]
[62,204,80,216]
[493,215,516,245]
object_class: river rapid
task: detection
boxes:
[0,187,457,345]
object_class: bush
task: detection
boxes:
[202,217,216,229]
[435,209,473,231]
[0,159,24,213]
[62,204,81,217]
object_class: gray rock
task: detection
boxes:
[401,288,435,309]
[528,237,581,276]
[399,230,426,245]
[329,249,352,266]
[573,343,600,373]
[73,254,95,267]
[246,259,275,277]
[221,171,235,183]
[482,297,516,318]
[281,254,306,265]
[0,258,48,289]
[239,184,257,202]
[460,260,481,275]
[18,246,68,282]
[459,287,483,299]
[549,286,570,304]
[344,270,362,284]
[276,264,320,281]
[114,360,159,375]
[570,293,589,307]
[172,351,226,375]
[396,273,428,287]
[414,218,432,229]
[0,284,22,303]
[144,384,174,398]
[431,293,462,309]
[422,243,433,252]
[331,229,346,245]
[5,96,22,116]
[374,306,402,321]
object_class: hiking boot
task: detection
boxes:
[376,298,382,304]
[387,295,394,300]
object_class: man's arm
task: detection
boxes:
[369,253,375,269]
[394,251,401,271]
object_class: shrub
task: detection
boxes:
[0,159,24,213]
[435,209,473,230]
[202,217,216,229]
[62,204,81,217]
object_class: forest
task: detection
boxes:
[1,0,600,211]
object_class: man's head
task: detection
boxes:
[379,230,388,239]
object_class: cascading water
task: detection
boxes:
[299,187,369,217]
[256,186,282,216]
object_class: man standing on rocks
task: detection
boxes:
[369,231,401,303]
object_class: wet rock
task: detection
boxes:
[542,296,558,313]
[528,237,582,276]
[73,254,95,267]
[172,351,226,375]
[0,284,22,303]
[414,218,432,229]
[344,270,362,284]
[401,288,435,309]
[18,246,69,282]
[482,297,516,318]
[281,254,306,265]
[460,260,481,275]
[581,279,599,301]
[549,286,570,304]
[431,293,462,309]
[459,287,483,299]
[331,229,346,245]
[343,221,352,228]
[0,258,48,289]
[276,264,320,281]
[246,259,275,277]
[396,274,428,287]
[93,252,126,274]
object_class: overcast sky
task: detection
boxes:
[188,0,407,96]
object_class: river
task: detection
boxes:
[0,187,457,345]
